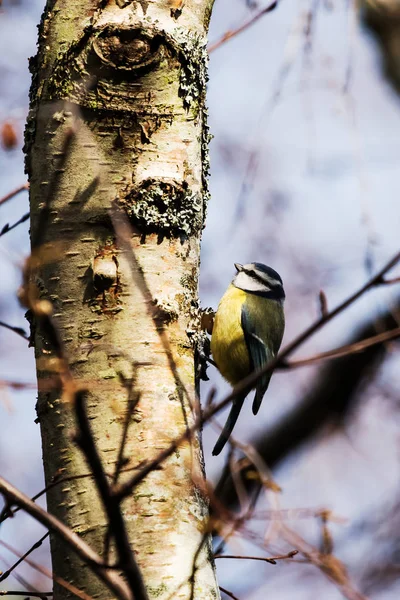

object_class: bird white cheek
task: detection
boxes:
[234,271,270,293]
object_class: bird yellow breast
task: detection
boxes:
[211,285,250,385]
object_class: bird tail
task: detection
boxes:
[252,372,272,415]
[212,393,246,456]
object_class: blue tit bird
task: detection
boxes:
[210,262,285,456]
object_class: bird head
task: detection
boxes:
[233,262,285,300]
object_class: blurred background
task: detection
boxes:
[1,0,400,598]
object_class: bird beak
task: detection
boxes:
[234,263,243,272]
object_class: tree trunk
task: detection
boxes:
[25,1,218,598]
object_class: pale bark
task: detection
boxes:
[25,1,218,598]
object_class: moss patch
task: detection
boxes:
[119,179,203,238]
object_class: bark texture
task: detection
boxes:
[25,1,218,598]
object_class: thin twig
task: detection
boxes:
[0,540,93,600]
[0,183,29,207]
[284,325,400,369]
[109,203,192,413]
[379,276,400,285]
[0,321,29,341]
[231,9,303,226]
[0,212,29,237]
[282,525,368,600]
[74,391,148,600]
[228,452,249,516]
[0,477,132,600]
[219,586,240,600]
[211,435,282,546]
[0,380,36,392]
[0,553,41,594]
[112,378,140,485]
[0,462,149,525]
[0,533,49,583]
[104,375,140,559]
[0,592,52,598]
[274,250,400,367]
[188,535,208,600]
[208,1,278,53]
[215,549,298,564]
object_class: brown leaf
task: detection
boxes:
[1,122,18,150]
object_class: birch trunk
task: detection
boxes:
[25,1,218,598]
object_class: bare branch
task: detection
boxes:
[109,203,192,412]
[0,592,52,598]
[0,552,41,594]
[0,321,29,341]
[284,325,400,369]
[0,183,29,207]
[73,390,149,600]
[112,376,141,485]
[215,550,298,564]
[282,526,368,600]
[0,380,36,392]
[0,477,132,600]
[208,1,278,53]
[104,375,141,559]
[0,539,94,600]
[275,250,400,368]
[0,212,29,237]
[0,533,49,583]
[0,462,149,525]
[219,586,240,600]
[379,276,400,286]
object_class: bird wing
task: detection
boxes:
[212,391,246,456]
[241,304,274,415]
